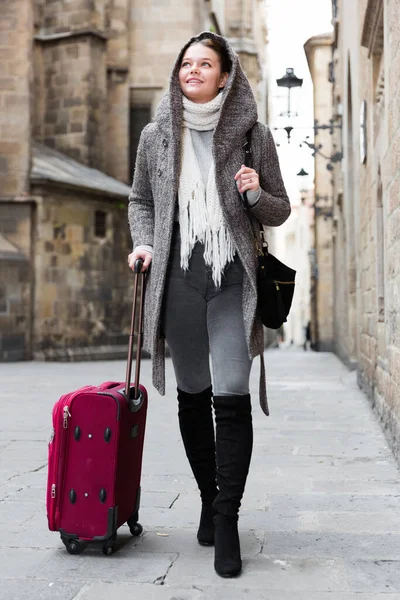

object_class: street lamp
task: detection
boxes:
[276,68,303,118]
[297,168,309,177]
[275,66,342,164]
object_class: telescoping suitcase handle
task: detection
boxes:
[124,258,145,400]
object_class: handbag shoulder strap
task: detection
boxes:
[244,128,253,169]
[242,128,253,210]
[242,128,268,254]
[242,128,264,242]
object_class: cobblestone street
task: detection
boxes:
[1,349,400,599]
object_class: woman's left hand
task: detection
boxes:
[234,164,260,194]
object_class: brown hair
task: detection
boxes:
[185,37,232,75]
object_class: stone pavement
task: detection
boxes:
[1,349,400,600]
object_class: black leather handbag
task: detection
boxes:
[242,129,296,330]
[256,230,296,329]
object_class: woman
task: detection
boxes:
[128,31,290,577]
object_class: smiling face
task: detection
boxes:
[178,43,229,104]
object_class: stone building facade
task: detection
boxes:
[0,0,268,362]
[129,0,268,178]
[306,0,400,460]
[0,0,133,361]
[283,189,314,347]
[304,34,335,352]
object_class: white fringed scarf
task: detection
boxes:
[178,94,235,287]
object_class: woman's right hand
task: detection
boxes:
[128,249,152,273]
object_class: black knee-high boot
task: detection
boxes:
[177,387,218,545]
[212,394,253,577]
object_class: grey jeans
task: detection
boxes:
[161,225,252,395]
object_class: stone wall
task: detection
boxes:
[283,196,314,346]
[34,33,107,170]
[304,36,335,351]
[0,0,33,358]
[130,0,202,94]
[106,0,130,183]
[107,72,130,183]
[332,0,400,461]
[31,185,133,359]
[0,203,33,360]
[356,0,378,400]
[39,0,109,35]
[331,0,362,367]
[0,0,33,198]
[128,0,267,119]
[33,1,109,170]
[363,0,400,458]
[314,43,334,352]
[225,0,266,120]
[1,0,270,363]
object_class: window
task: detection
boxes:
[130,105,151,183]
[94,210,107,238]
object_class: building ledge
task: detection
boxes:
[361,0,384,57]
[228,37,258,56]
[0,234,27,261]
[31,142,131,199]
[107,64,129,74]
[35,29,108,43]
[304,33,333,77]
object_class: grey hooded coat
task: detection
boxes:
[128,32,290,415]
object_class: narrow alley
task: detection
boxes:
[1,350,399,599]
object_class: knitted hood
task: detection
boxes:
[155,31,258,148]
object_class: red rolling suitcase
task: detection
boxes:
[46,260,148,555]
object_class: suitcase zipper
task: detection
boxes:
[48,386,93,530]
[63,406,71,429]
[47,392,68,530]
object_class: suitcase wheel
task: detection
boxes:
[63,538,86,555]
[129,522,143,537]
[127,511,143,537]
[102,533,117,556]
